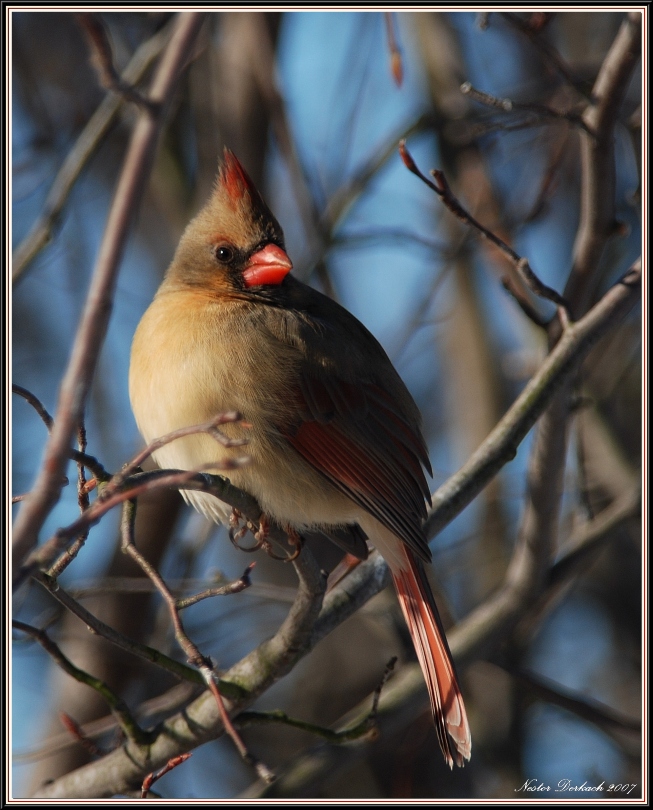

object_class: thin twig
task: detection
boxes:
[34,570,207,687]
[12,384,109,481]
[120,501,209,669]
[501,12,593,100]
[384,12,403,87]
[12,12,208,583]
[76,13,156,111]
[175,563,255,609]
[12,20,174,283]
[59,713,105,758]
[13,620,153,746]
[58,419,93,574]
[513,669,641,735]
[121,499,275,783]
[399,140,570,319]
[12,383,54,429]
[202,668,276,784]
[141,753,192,799]
[111,412,246,491]
[460,81,592,135]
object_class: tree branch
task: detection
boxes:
[425,260,640,539]
[13,621,153,747]
[238,478,641,798]
[564,12,641,316]
[12,12,208,580]
[11,19,175,283]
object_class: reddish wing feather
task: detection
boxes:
[282,375,432,562]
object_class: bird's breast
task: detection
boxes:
[129,289,360,529]
[130,292,258,467]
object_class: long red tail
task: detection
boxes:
[392,546,471,768]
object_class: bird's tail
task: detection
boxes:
[392,545,471,768]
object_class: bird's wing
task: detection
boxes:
[262,281,433,562]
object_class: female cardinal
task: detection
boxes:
[129,149,471,767]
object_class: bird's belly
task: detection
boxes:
[129,296,359,531]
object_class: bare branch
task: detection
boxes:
[12,12,208,579]
[384,12,403,87]
[120,499,274,784]
[33,535,326,798]
[113,412,246,490]
[19,463,246,585]
[76,13,155,111]
[501,12,593,100]
[564,11,641,316]
[12,20,175,283]
[425,260,640,539]
[15,684,199,765]
[513,669,641,736]
[141,753,191,799]
[13,620,152,746]
[12,384,110,482]
[460,81,592,134]
[399,140,570,320]
[34,571,205,686]
[175,563,255,610]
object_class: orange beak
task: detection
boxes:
[243,244,293,288]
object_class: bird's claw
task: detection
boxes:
[283,527,304,562]
[228,508,260,552]
[228,510,303,562]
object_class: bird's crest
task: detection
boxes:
[217,148,260,206]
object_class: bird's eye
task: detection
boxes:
[215,245,234,264]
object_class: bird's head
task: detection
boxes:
[165,148,293,297]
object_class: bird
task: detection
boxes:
[129,148,471,767]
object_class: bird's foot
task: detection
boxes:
[254,513,270,545]
[228,508,261,552]
[229,511,303,563]
[255,516,300,562]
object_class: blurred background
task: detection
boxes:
[11,10,642,799]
